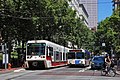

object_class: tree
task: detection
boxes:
[95,10,120,55]
[0,0,95,63]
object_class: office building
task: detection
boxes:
[78,0,98,30]
[113,0,120,10]
[68,0,89,27]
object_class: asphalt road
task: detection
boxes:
[0,66,120,80]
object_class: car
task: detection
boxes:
[91,56,105,69]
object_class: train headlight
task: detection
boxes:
[27,56,32,59]
[42,55,45,58]
[27,56,29,59]
[40,55,45,58]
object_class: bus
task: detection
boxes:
[67,49,91,67]
[25,40,70,69]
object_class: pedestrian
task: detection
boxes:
[104,54,111,71]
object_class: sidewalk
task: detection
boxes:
[0,67,23,74]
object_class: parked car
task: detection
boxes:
[91,56,105,69]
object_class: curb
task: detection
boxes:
[0,69,13,74]
[14,68,25,72]
[0,67,23,74]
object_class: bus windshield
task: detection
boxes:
[67,52,75,59]
[76,52,85,59]
[27,43,46,55]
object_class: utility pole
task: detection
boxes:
[0,0,9,70]
[3,43,8,70]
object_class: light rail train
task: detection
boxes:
[25,40,70,69]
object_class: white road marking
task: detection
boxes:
[85,66,91,70]
[14,68,25,72]
[79,66,91,72]
[79,69,85,72]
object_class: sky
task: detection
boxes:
[98,0,113,22]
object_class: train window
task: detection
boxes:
[60,52,62,60]
[49,47,53,56]
[27,43,45,55]
[54,51,60,61]
[56,51,59,60]
[63,52,65,61]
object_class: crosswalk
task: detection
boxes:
[79,66,91,72]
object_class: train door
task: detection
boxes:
[46,46,53,61]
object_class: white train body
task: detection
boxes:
[25,40,70,69]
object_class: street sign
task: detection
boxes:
[2,54,8,64]
[102,43,105,46]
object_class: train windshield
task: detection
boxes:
[27,43,46,55]
[76,52,85,59]
[67,52,75,59]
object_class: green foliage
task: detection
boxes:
[0,0,95,52]
[11,51,18,58]
[0,53,2,60]
[95,10,120,53]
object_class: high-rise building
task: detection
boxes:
[68,0,89,27]
[78,0,98,29]
[113,0,120,10]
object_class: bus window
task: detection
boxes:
[76,52,85,59]
[67,52,75,59]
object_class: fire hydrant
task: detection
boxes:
[8,63,12,70]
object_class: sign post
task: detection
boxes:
[2,43,8,70]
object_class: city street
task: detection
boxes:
[0,0,120,80]
[0,66,120,80]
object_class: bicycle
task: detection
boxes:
[101,66,116,77]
